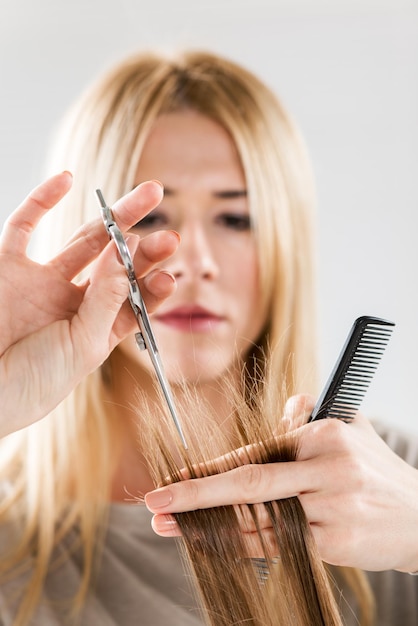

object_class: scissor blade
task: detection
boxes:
[96,188,188,450]
[148,350,188,450]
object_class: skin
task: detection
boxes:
[0,172,179,437]
[118,111,265,384]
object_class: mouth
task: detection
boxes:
[154,305,225,333]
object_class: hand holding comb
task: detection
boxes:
[252,316,395,586]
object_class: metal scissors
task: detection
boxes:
[96,189,188,449]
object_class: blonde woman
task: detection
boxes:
[0,50,417,626]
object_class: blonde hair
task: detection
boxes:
[40,49,319,392]
[0,50,370,624]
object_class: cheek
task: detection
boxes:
[220,238,258,280]
[227,248,265,333]
[240,245,259,294]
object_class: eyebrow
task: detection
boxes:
[164,187,247,199]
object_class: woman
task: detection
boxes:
[0,50,417,626]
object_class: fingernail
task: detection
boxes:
[145,488,173,510]
[151,179,164,190]
[168,230,181,244]
[152,514,180,537]
[159,270,176,285]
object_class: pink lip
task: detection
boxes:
[155,305,225,333]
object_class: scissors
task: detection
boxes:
[96,189,188,449]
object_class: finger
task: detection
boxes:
[282,394,315,429]
[52,226,179,285]
[112,179,164,232]
[152,503,272,536]
[295,411,371,462]
[0,172,73,255]
[152,514,182,537]
[110,268,177,342]
[131,229,180,278]
[308,522,356,567]
[140,269,177,314]
[150,511,270,540]
[49,180,165,279]
[144,460,315,514]
[70,236,141,367]
[152,507,279,558]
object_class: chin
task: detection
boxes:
[165,354,236,387]
[119,335,242,387]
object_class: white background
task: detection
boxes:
[1,0,417,432]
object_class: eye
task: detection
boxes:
[216,213,252,231]
[132,210,168,230]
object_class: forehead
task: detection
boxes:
[135,111,246,190]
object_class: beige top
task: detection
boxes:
[0,422,417,625]
[0,503,201,625]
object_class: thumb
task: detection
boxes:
[283,394,316,429]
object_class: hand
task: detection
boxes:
[145,395,418,573]
[0,172,179,437]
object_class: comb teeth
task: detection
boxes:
[250,558,280,584]
[309,316,395,422]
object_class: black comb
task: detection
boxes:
[309,316,395,422]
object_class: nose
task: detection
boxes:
[167,220,219,281]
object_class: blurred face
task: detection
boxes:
[119,110,266,383]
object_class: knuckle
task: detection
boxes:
[179,477,201,506]
[233,464,265,501]
[317,418,351,451]
[347,461,369,494]
[74,223,102,256]
[5,214,33,236]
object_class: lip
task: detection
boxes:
[154,305,225,333]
